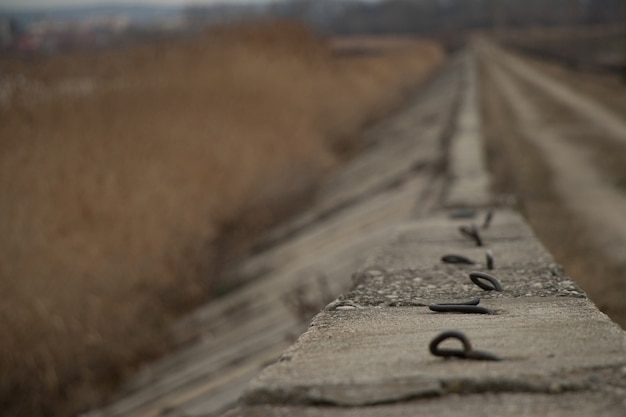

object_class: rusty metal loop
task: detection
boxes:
[486,250,494,270]
[441,254,475,265]
[469,271,503,291]
[429,330,472,358]
[429,330,501,361]
[459,224,483,247]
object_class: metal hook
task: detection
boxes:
[482,210,494,229]
[429,304,491,314]
[486,250,494,270]
[429,330,501,361]
[469,271,503,291]
[459,224,483,246]
[441,254,475,265]
[432,298,481,306]
[429,298,491,314]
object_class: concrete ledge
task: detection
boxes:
[344,210,581,304]
[237,392,626,417]
[243,298,625,406]
[444,52,491,208]
[237,209,626,416]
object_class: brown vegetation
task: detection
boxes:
[0,21,443,416]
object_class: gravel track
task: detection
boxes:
[479,42,626,326]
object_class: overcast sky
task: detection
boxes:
[0,0,280,9]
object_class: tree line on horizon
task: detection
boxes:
[314,0,623,36]
[184,0,624,40]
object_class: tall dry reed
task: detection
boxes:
[0,21,443,416]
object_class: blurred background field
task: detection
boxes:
[0,21,443,417]
[1,0,625,416]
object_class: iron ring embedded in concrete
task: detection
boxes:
[441,254,475,265]
[429,298,491,314]
[469,271,503,291]
[432,298,481,306]
[459,224,483,246]
[429,304,491,314]
[429,330,501,361]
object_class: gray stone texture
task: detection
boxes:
[240,210,626,414]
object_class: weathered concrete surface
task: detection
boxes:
[444,52,491,208]
[234,392,626,417]
[243,298,626,406]
[340,210,583,306]
[237,210,626,416]
[243,53,464,259]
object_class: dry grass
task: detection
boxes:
[0,21,444,416]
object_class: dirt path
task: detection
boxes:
[478,42,626,327]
